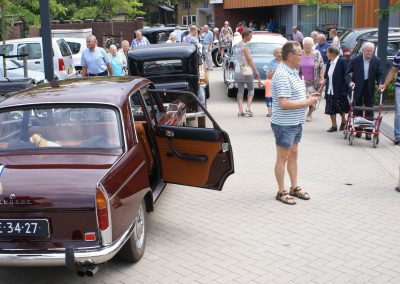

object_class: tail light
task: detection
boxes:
[199,65,207,85]
[58,58,65,71]
[343,49,351,57]
[96,188,109,230]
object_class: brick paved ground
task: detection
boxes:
[1,69,399,283]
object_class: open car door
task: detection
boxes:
[143,89,234,191]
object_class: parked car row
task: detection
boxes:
[340,27,400,60]
[0,37,77,80]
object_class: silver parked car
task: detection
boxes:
[222,32,287,97]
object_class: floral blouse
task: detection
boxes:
[299,49,324,89]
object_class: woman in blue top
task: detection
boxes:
[109,45,126,76]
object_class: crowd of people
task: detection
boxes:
[233,26,400,203]
[78,21,400,198]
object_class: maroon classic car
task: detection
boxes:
[0,77,234,276]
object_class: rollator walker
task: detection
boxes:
[343,89,383,148]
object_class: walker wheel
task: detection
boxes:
[372,135,379,148]
[349,134,354,145]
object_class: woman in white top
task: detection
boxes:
[233,29,260,117]
[166,33,177,43]
[330,28,341,53]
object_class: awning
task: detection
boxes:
[159,5,174,12]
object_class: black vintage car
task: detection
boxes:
[138,27,175,44]
[128,43,209,127]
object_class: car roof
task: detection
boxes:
[3,37,64,43]
[129,43,197,59]
[232,33,286,46]
[360,32,400,42]
[63,37,87,43]
[0,77,149,109]
[140,27,175,33]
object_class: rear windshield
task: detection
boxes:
[67,41,81,55]
[57,39,72,57]
[0,106,123,151]
[143,59,183,76]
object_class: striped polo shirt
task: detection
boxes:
[271,63,306,126]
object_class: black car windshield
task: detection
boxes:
[0,106,123,151]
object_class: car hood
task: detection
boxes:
[1,67,46,84]
[0,153,119,210]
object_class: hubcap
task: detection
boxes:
[133,205,145,248]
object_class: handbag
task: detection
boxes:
[240,64,253,76]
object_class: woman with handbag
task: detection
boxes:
[234,29,260,117]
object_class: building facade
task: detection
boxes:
[209,0,399,37]
[176,0,215,27]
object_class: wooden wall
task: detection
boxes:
[223,0,353,9]
[223,0,399,28]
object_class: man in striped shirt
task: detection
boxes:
[271,41,319,205]
[131,31,150,49]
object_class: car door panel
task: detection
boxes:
[145,89,234,191]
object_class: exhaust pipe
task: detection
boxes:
[76,269,86,277]
[85,266,99,277]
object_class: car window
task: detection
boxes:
[17,43,42,60]
[247,43,283,55]
[387,41,400,56]
[143,59,183,76]
[57,39,72,57]
[0,106,123,151]
[157,32,169,43]
[0,44,13,55]
[67,41,81,55]
[340,30,353,43]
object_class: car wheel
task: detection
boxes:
[227,86,237,98]
[118,200,146,263]
[212,50,222,67]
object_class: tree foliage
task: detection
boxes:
[376,0,400,19]
[299,0,340,10]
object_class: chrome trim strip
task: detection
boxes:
[0,208,142,266]
[109,160,146,200]
[186,112,205,118]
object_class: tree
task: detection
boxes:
[0,0,66,38]
[70,0,144,21]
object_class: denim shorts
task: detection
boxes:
[271,123,302,148]
[265,97,272,107]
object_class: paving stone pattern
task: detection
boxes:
[1,69,399,284]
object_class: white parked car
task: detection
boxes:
[64,37,87,73]
[0,59,46,84]
[0,37,76,80]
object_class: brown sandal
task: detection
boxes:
[276,190,296,205]
[289,186,310,200]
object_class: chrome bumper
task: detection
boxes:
[226,79,261,90]
[0,221,134,267]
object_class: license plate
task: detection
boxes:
[0,219,50,237]
[68,67,75,74]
